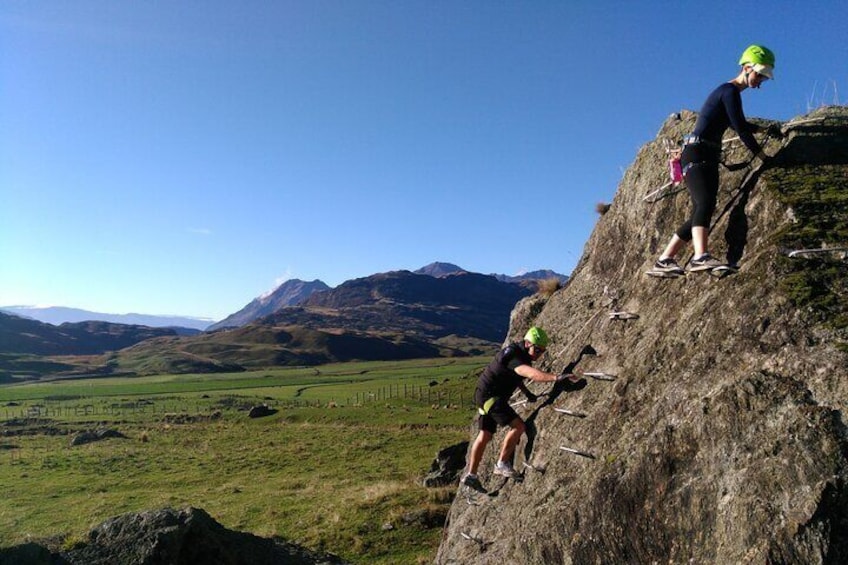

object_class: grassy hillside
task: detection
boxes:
[0,357,487,564]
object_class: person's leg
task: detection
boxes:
[497,418,526,464]
[692,226,709,257]
[688,164,719,257]
[660,233,687,260]
[467,430,492,475]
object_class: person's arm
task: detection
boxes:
[515,364,584,383]
[516,380,538,402]
[724,88,766,159]
[514,364,558,383]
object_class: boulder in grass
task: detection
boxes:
[423,441,469,487]
[248,404,278,419]
[0,507,349,565]
[70,428,127,446]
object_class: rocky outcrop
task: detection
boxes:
[0,507,347,565]
[437,107,848,563]
[70,428,127,446]
[423,441,470,487]
[248,404,278,418]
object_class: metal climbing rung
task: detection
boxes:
[787,247,848,258]
[583,372,616,381]
[609,311,639,320]
[559,446,596,459]
[554,407,587,418]
[522,461,546,473]
[461,531,486,544]
[643,181,686,203]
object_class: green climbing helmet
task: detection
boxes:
[738,44,775,79]
[524,326,549,349]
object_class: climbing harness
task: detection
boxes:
[645,126,784,204]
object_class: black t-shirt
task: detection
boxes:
[477,342,533,399]
[693,82,762,155]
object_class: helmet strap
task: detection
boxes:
[742,66,759,89]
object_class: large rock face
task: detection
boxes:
[437,107,848,564]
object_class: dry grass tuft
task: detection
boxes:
[537,277,562,297]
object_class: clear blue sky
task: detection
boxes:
[2,1,846,321]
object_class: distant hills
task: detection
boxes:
[1,263,566,332]
[105,269,535,375]
[266,269,534,342]
[415,262,569,286]
[0,311,178,356]
[1,262,568,377]
[0,306,211,332]
[209,262,568,330]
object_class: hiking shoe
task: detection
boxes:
[493,460,516,478]
[688,253,724,272]
[461,473,486,493]
[652,257,684,275]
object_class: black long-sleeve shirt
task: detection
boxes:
[692,82,762,155]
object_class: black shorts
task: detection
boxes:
[475,394,520,434]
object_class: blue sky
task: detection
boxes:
[1,1,846,321]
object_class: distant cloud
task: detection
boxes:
[260,269,294,299]
[187,228,212,236]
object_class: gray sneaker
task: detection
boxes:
[653,257,685,275]
[688,253,724,271]
[461,473,486,493]
[493,460,516,478]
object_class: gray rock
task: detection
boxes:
[1,507,348,565]
[70,428,127,446]
[423,441,469,487]
[248,404,278,418]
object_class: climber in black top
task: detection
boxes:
[653,44,782,275]
[460,327,586,492]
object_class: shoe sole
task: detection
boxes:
[646,270,684,278]
[493,470,516,478]
[710,266,738,278]
[688,264,722,272]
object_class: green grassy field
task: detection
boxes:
[0,357,487,564]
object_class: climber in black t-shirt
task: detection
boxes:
[460,327,586,492]
[652,44,783,276]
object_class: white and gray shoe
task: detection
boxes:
[652,257,685,275]
[688,253,724,271]
[493,460,516,478]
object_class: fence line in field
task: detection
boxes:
[1,384,473,421]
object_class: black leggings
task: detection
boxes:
[675,151,720,242]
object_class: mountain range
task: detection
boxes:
[1,263,567,378]
[2,262,566,332]
[0,306,212,332]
